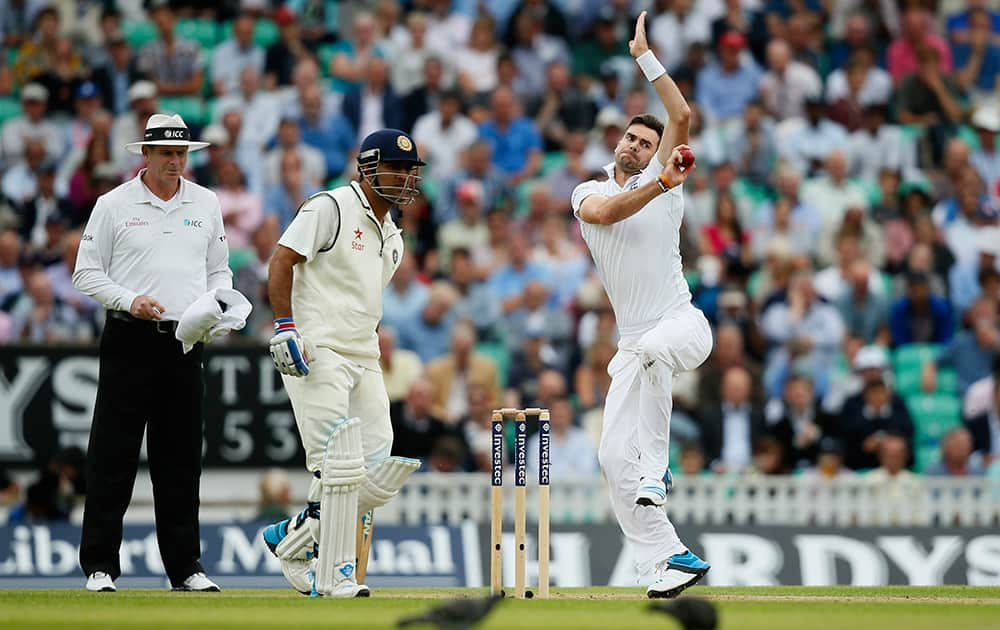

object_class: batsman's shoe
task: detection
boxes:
[636,469,673,507]
[281,545,318,595]
[646,550,710,599]
[85,571,116,592]
[173,572,221,592]
[262,518,291,555]
[281,558,316,595]
[311,561,370,598]
[325,581,370,598]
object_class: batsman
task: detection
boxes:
[262,129,425,597]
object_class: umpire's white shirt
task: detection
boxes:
[73,171,233,320]
[571,154,692,338]
[278,181,403,368]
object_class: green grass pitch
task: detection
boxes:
[1,586,998,629]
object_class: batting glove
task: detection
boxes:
[269,318,312,377]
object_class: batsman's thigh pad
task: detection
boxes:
[348,366,394,465]
[316,417,366,595]
[275,502,321,561]
[284,348,364,473]
[358,456,422,515]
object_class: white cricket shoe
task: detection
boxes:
[324,581,370,598]
[281,557,316,595]
[647,550,710,599]
[636,478,668,506]
[174,572,221,592]
[86,571,116,592]
[636,469,674,507]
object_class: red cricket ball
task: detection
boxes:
[678,147,696,171]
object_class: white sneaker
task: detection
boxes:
[636,478,668,506]
[323,581,370,598]
[281,558,316,595]
[86,571,116,592]
[174,572,221,592]
[646,550,710,599]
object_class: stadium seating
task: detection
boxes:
[219,19,280,48]
[0,97,21,126]
[894,365,958,395]
[317,44,339,77]
[177,18,220,49]
[123,19,159,48]
[157,96,207,126]
[892,343,941,373]
[905,393,962,472]
[475,341,510,388]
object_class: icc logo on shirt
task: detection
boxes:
[183,219,203,228]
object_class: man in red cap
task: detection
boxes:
[695,30,763,124]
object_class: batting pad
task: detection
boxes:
[315,417,366,595]
[358,456,422,515]
[275,502,320,561]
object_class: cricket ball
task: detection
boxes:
[678,146,696,171]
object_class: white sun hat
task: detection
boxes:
[971,104,1000,133]
[124,113,210,155]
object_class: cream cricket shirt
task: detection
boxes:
[73,171,233,319]
[570,154,692,337]
[278,181,403,368]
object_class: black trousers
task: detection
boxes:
[79,315,206,586]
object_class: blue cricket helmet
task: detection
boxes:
[357,129,425,205]
[358,129,426,167]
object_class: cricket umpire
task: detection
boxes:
[73,114,231,593]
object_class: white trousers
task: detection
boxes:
[598,306,713,574]
[282,347,393,501]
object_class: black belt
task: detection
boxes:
[107,310,178,334]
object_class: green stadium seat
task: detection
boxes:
[936,368,958,394]
[203,97,219,123]
[0,97,21,125]
[253,20,280,47]
[915,444,939,474]
[894,366,958,396]
[957,125,981,150]
[317,44,338,77]
[419,176,439,204]
[123,20,159,49]
[475,341,510,389]
[892,343,941,372]
[899,124,925,144]
[228,248,254,273]
[905,393,962,443]
[540,151,566,176]
[894,367,920,394]
[158,96,206,126]
[177,18,219,49]
[220,19,279,48]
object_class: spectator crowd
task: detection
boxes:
[0,0,998,495]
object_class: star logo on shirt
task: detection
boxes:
[354,227,363,240]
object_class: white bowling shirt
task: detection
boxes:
[278,181,403,368]
[570,154,692,337]
[73,171,233,320]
